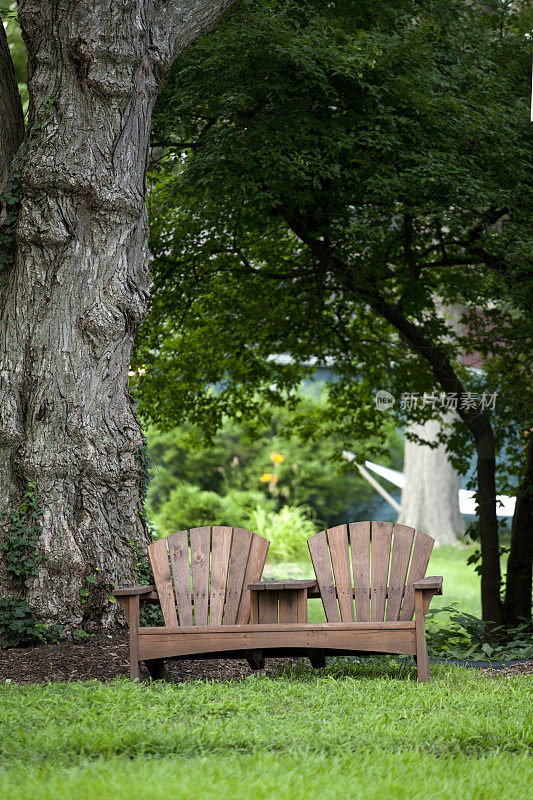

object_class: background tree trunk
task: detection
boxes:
[399,418,465,545]
[399,301,466,547]
[504,433,533,623]
[0,0,236,630]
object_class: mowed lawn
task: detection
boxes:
[2,544,529,799]
[1,661,531,800]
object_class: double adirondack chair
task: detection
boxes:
[114,521,442,683]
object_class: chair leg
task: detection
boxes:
[245,649,265,671]
[145,658,167,681]
[414,591,430,683]
[128,595,141,680]
[414,646,430,683]
[130,657,140,680]
[308,649,326,669]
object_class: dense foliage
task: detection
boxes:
[1,6,28,111]
[426,606,533,661]
[0,483,59,647]
[134,0,532,622]
[138,0,531,458]
[145,402,403,552]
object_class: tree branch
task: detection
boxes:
[277,203,496,442]
[418,207,509,259]
[152,0,239,69]
[0,21,24,198]
[151,115,217,153]
[418,256,486,269]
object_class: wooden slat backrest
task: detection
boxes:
[148,527,269,627]
[209,526,233,626]
[370,521,393,622]
[224,527,253,624]
[386,523,415,621]
[308,529,340,622]
[399,529,434,621]
[327,525,355,622]
[168,531,193,626]
[236,532,270,624]
[350,521,370,621]
[190,527,210,626]
[148,537,179,627]
[308,521,435,623]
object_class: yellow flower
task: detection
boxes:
[270,452,285,463]
[260,473,274,483]
[128,364,147,377]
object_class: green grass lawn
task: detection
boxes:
[1,661,531,800]
[2,544,528,799]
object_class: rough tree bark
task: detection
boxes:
[399,418,465,545]
[0,22,24,198]
[0,0,237,630]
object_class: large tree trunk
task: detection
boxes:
[504,433,533,623]
[399,418,465,545]
[0,0,236,630]
[0,22,24,198]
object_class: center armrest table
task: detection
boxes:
[247,579,318,624]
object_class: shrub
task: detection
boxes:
[426,605,533,661]
[153,482,274,536]
[153,483,225,534]
[0,597,60,648]
[246,505,317,562]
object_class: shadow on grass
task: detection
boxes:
[261,655,418,683]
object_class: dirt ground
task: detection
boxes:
[0,633,531,683]
[0,633,295,683]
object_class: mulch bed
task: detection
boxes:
[1,633,531,684]
[477,662,533,678]
[0,633,291,684]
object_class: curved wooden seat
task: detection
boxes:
[137,620,418,662]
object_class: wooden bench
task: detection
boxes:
[114,521,442,683]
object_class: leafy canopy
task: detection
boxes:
[136,0,531,480]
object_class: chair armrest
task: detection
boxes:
[414,576,443,593]
[113,586,160,623]
[414,576,443,614]
[113,586,160,604]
